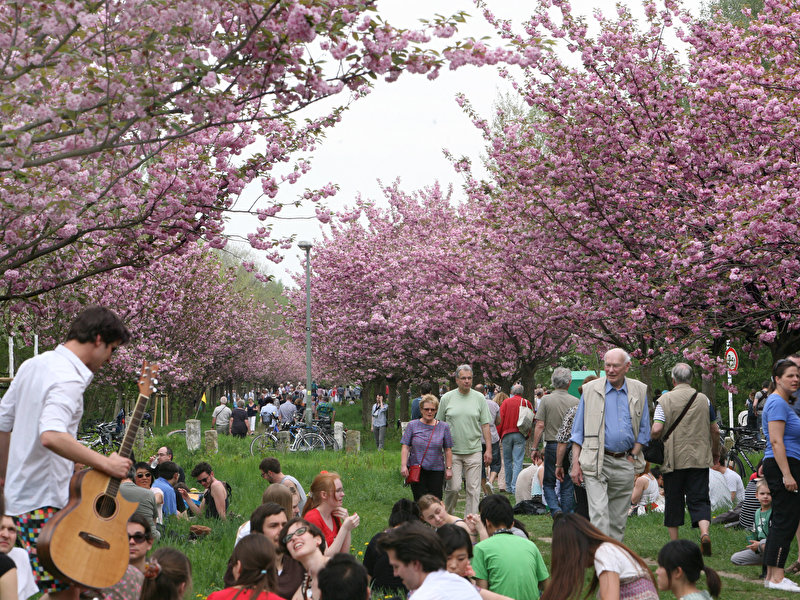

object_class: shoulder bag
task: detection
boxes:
[643,391,699,464]
[517,398,535,437]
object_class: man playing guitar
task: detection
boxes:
[0,306,133,599]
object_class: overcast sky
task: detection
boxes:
[225,0,700,286]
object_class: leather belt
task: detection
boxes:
[604,449,630,459]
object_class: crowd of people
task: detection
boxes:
[0,305,798,599]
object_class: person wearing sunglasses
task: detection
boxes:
[99,514,154,600]
[180,462,231,520]
[401,394,454,501]
[119,465,160,542]
[278,518,329,600]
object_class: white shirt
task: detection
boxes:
[594,542,648,580]
[0,345,93,514]
[410,570,481,600]
[709,469,733,512]
[9,547,38,600]
[721,468,745,505]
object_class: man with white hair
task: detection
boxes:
[570,348,650,541]
[211,396,232,436]
[437,365,492,516]
[532,367,577,514]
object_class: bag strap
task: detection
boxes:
[662,391,699,442]
[418,422,437,464]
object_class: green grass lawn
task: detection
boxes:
[141,405,784,599]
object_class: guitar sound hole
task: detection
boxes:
[94,494,117,518]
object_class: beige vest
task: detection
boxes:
[579,376,648,476]
[660,383,713,474]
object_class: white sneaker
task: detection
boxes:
[487,481,494,493]
[766,578,800,592]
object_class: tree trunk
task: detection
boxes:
[398,380,409,421]
[387,377,397,427]
[362,379,379,429]
[519,363,537,401]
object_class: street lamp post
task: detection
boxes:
[298,240,313,424]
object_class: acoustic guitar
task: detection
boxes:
[38,361,158,589]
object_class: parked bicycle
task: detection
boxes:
[719,424,766,479]
[78,421,123,455]
[250,418,342,455]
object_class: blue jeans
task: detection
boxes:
[543,441,574,513]
[502,432,526,493]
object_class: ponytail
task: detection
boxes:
[704,566,721,598]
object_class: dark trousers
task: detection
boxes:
[662,468,710,528]
[763,457,800,568]
[410,468,445,501]
[543,442,574,513]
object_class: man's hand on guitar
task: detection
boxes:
[104,452,132,479]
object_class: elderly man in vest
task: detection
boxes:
[651,362,720,556]
[570,348,650,541]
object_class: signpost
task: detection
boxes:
[725,342,738,428]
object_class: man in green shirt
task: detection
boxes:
[472,495,549,599]
[436,365,492,516]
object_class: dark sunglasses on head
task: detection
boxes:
[128,533,148,543]
[282,526,308,544]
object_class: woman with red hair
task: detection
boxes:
[301,471,359,555]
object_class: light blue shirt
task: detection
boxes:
[372,403,388,427]
[570,379,650,452]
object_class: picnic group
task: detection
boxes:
[2,307,800,599]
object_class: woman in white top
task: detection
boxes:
[541,513,658,600]
[630,465,661,515]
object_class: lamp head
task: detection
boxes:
[297,240,313,251]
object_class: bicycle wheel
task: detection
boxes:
[294,433,326,452]
[250,433,278,456]
[727,452,747,480]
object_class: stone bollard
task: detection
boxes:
[204,430,218,454]
[345,430,361,453]
[400,421,409,437]
[186,419,201,452]
[334,422,344,450]
[277,430,291,452]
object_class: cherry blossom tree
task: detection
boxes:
[0,0,511,303]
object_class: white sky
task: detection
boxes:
[225,0,700,285]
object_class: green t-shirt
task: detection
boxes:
[471,533,549,600]
[436,388,491,454]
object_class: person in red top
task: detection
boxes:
[302,471,360,555]
[498,383,532,494]
[208,534,284,600]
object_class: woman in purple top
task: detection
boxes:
[400,394,454,501]
[762,358,800,592]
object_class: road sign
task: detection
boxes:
[725,347,739,373]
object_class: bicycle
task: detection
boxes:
[78,421,122,455]
[249,419,328,455]
[719,425,765,479]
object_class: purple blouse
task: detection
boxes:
[401,420,453,471]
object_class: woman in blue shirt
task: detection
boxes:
[762,358,800,592]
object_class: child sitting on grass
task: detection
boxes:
[730,479,771,566]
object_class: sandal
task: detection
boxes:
[787,560,800,575]
[700,534,712,557]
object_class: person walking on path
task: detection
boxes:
[437,365,492,516]
[532,368,577,514]
[651,362,720,556]
[570,348,650,542]
[372,394,389,450]
[497,384,532,495]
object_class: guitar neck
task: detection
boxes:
[104,392,149,498]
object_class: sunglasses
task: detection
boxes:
[136,472,152,479]
[282,526,308,544]
[197,476,210,485]
[421,407,436,412]
[128,533,148,543]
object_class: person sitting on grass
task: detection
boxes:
[179,462,231,520]
[100,514,154,600]
[302,471,359,556]
[731,479,771,567]
[656,539,721,599]
[139,547,192,600]
[260,457,307,514]
[418,494,473,537]
[436,524,513,600]
[470,495,548,600]
[363,498,419,597]
[279,518,330,600]
[318,554,368,600]
[210,534,284,600]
